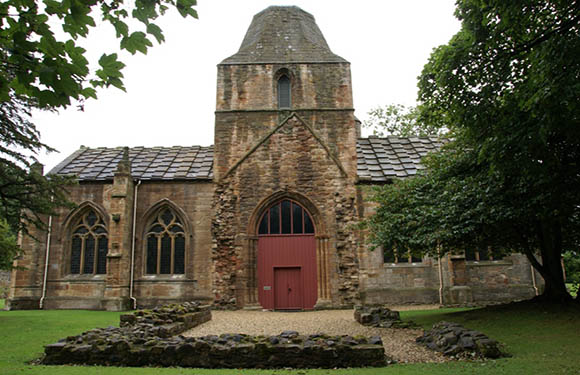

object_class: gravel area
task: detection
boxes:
[183,307,446,364]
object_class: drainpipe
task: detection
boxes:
[531,265,539,296]
[39,214,53,309]
[129,180,141,310]
[437,242,444,305]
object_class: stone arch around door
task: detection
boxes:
[245,191,331,309]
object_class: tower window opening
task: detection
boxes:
[278,75,291,109]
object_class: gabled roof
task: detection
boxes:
[221,6,347,64]
[49,137,443,183]
[49,146,213,181]
[356,136,444,182]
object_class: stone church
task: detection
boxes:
[7,6,540,311]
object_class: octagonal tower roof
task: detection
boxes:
[220,6,347,64]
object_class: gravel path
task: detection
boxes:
[183,307,445,364]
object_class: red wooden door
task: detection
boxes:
[274,267,302,309]
[257,199,317,310]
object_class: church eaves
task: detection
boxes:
[220,6,347,64]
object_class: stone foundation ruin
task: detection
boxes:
[354,305,418,329]
[416,321,505,358]
[42,302,388,368]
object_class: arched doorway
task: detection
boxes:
[257,199,317,309]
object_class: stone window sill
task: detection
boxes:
[63,274,106,282]
[137,275,192,282]
[383,263,429,268]
[466,260,512,267]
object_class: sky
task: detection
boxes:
[31,1,461,171]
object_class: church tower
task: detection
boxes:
[212,6,361,309]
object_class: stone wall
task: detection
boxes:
[7,183,110,310]
[211,112,361,307]
[43,330,386,368]
[7,180,215,310]
[212,61,361,309]
[131,181,214,308]
[42,301,386,369]
[119,301,211,337]
[215,63,353,113]
[447,254,540,305]
[360,252,539,306]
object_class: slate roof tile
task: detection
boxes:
[49,146,214,181]
[355,136,444,182]
[49,137,442,183]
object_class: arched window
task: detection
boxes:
[145,208,185,274]
[70,209,108,274]
[277,75,291,109]
[258,199,314,235]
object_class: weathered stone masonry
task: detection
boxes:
[6,6,540,311]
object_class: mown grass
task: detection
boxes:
[1,299,579,375]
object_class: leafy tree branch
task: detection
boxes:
[365,0,580,303]
[0,0,198,269]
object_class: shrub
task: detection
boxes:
[563,251,580,284]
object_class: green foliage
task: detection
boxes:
[363,104,445,137]
[0,0,198,269]
[1,0,198,116]
[0,218,19,270]
[365,145,514,260]
[568,283,579,297]
[366,0,580,302]
[0,161,74,270]
[563,251,580,284]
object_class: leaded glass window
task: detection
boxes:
[70,209,108,275]
[278,75,291,109]
[258,199,314,235]
[146,209,186,274]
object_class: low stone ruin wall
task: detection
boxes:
[43,329,387,368]
[354,305,418,328]
[119,301,211,337]
[42,302,387,369]
[416,321,505,359]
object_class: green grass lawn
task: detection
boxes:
[1,300,579,375]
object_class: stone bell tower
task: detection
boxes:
[212,6,361,309]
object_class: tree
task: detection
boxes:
[363,104,446,137]
[0,217,19,270]
[366,0,580,302]
[0,0,198,269]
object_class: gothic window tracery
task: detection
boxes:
[145,208,186,274]
[70,209,108,275]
